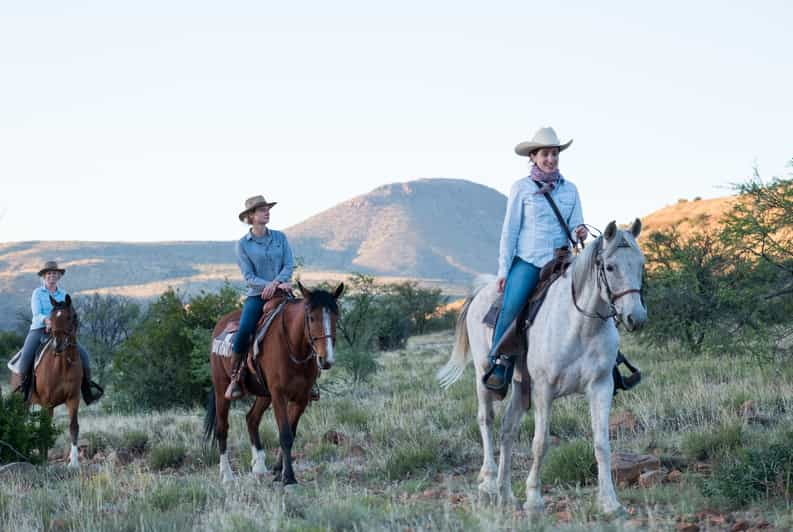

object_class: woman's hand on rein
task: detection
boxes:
[497,278,506,294]
[575,225,589,243]
[261,281,279,300]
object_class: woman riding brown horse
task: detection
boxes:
[10,295,84,468]
[204,281,344,485]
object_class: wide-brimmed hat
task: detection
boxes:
[38,261,65,277]
[514,127,573,156]
[238,195,277,222]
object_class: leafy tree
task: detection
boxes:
[75,294,141,382]
[639,162,793,356]
[111,284,241,411]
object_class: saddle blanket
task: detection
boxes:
[6,337,54,374]
[212,333,236,358]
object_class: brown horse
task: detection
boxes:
[10,295,83,468]
[204,281,344,484]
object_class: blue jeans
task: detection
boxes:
[233,296,265,355]
[492,258,541,350]
[19,328,91,374]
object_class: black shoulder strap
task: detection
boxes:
[533,180,577,247]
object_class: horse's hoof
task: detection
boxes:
[283,478,298,487]
[477,479,497,497]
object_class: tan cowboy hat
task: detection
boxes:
[38,261,65,276]
[514,126,573,156]
[238,195,277,222]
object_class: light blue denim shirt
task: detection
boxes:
[236,229,295,297]
[30,286,66,330]
[497,175,585,278]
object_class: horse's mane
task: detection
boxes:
[305,289,339,314]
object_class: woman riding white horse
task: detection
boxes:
[482,126,588,397]
[438,129,648,516]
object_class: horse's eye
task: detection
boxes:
[606,265,615,272]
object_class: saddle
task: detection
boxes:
[212,292,290,397]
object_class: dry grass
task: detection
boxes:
[2,331,793,531]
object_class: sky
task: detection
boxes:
[1,0,791,242]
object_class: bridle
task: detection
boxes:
[51,308,78,357]
[571,246,645,322]
[282,302,336,368]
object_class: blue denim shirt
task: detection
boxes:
[30,286,66,330]
[236,229,295,297]
[497,175,585,278]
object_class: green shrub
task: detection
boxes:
[0,391,57,464]
[112,284,241,411]
[383,444,439,479]
[681,422,744,462]
[541,439,597,486]
[705,429,793,506]
[119,430,149,455]
[84,430,117,458]
[149,444,187,470]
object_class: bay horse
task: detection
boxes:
[204,281,344,485]
[10,295,83,469]
[437,220,647,515]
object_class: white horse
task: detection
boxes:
[437,220,647,515]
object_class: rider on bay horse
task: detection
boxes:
[226,194,320,400]
[11,261,103,404]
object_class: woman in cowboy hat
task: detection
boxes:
[13,261,102,404]
[225,195,295,400]
[482,127,589,395]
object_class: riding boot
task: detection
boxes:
[19,373,33,402]
[225,352,245,400]
[81,366,104,405]
[482,322,522,399]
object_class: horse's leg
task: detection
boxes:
[271,391,299,485]
[214,389,235,482]
[524,384,552,513]
[589,375,623,515]
[495,384,528,508]
[475,375,498,496]
[246,396,271,477]
[65,399,80,469]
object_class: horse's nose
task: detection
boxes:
[321,359,332,370]
[625,311,647,331]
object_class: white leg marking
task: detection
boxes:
[220,452,235,482]
[251,446,267,476]
[68,444,80,469]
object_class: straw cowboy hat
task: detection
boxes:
[238,195,277,222]
[38,261,65,277]
[514,126,573,156]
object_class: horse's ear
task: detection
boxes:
[297,280,311,298]
[65,294,72,307]
[333,283,345,299]
[604,220,618,241]
[49,295,57,307]
[630,218,642,238]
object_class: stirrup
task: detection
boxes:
[482,355,514,397]
[612,351,641,395]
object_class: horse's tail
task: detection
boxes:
[203,390,217,445]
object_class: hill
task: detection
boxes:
[0,179,505,330]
